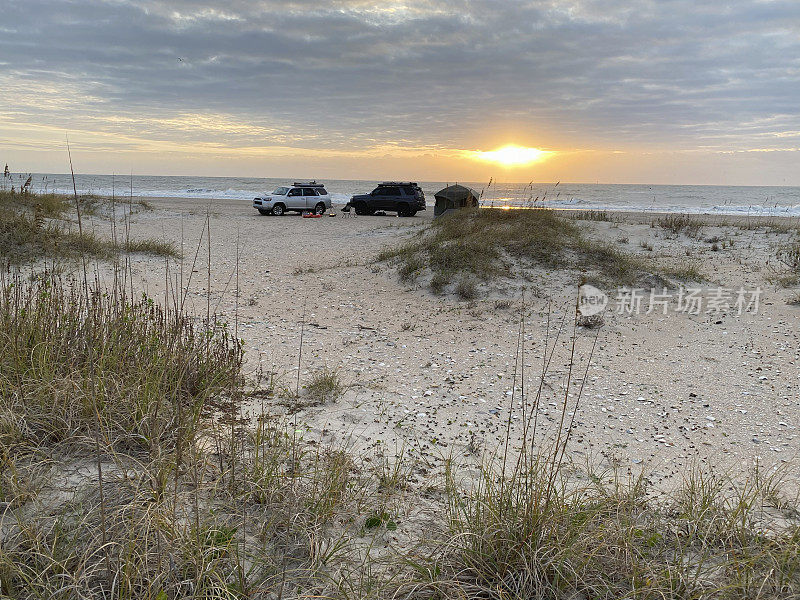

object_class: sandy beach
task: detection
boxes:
[103,197,800,490]
[8,3,800,594]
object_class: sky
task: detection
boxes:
[1,0,799,184]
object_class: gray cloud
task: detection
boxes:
[2,0,799,153]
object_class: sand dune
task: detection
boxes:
[112,198,800,490]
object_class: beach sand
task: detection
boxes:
[103,197,800,489]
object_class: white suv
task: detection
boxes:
[253,182,332,216]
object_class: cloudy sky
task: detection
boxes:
[2,0,799,184]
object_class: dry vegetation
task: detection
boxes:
[424,458,800,599]
[2,200,799,598]
[0,188,178,264]
[655,214,703,237]
[777,240,800,275]
[772,239,800,290]
[404,302,800,600]
[0,272,373,598]
[304,367,345,404]
[2,270,798,599]
[379,208,701,296]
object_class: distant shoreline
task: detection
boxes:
[138,195,800,225]
[8,172,800,189]
[7,173,800,217]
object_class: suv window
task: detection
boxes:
[302,188,318,196]
[379,186,400,196]
[288,188,302,196]
[317,188,328,195]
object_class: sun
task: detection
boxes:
[470,144,552,167]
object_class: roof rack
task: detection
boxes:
[379,181,418,186]
[293,181,324,187]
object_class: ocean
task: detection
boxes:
[6,172,800,217]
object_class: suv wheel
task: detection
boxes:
[353,202,369,216]
[397,203,411,217]
[271,203,286,216]
[314,202,326,215]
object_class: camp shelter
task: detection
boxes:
[433,184,480,217]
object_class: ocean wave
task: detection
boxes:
[489,197,800,217]
[545,201,800,217]
[710,204,800,216]
[553,197,591,205]
[29,175,800,217]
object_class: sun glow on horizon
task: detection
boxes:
[470,144,552,167]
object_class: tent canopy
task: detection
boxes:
[433,184,480,217]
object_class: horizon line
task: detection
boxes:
[6,170,800,189]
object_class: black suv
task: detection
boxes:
[348,182,426,216]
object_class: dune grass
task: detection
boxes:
[774,240,800,292]
[0,187,150,215]
[0,189,178,263]
[0,209,120,263]
[379,208,681,295]
[0,272,376,598]
[0,271,242,453]
[124,237,180,257]
[1,208,796,599]
[777,241,800,273]
[655,214,702,237]
[406,304,800,600]
[305,367,344,404]
[418,457,800,599]
[2,275,797,599]
[573,209,613,222]
[0,271,240,596]
[0,188,72,217]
